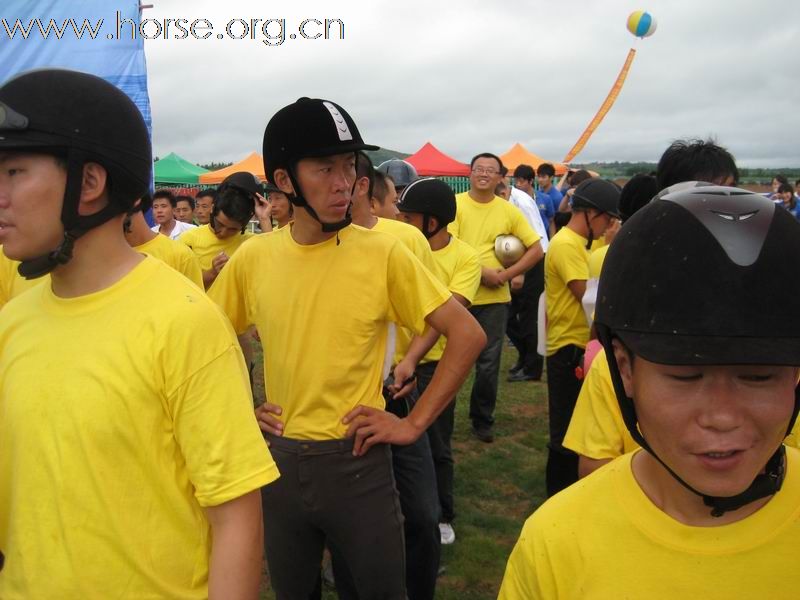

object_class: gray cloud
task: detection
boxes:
[146,0,800,167]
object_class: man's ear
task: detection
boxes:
[273,169,296,196]
[78,162,109,215]
[612,338,635,398]
[369,196,380,216]
[354,176,369,199]
[428,216,441,236]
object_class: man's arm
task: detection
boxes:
[502,241,544,281]
[578,456,611,479]
[567,279,587,303]
[205,490,264,600]
[343,297,486,454]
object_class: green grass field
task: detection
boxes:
[255,343,549,599]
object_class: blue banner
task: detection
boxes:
[0,0,151,134]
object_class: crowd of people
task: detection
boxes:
[1,67,799,600]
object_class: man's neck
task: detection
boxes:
[632,451,773,527]
[566,213,589,239]
[159,218,176,235]
[468,188,495,204]
[50,218,145,298]
[290,213,339,245]
[350,194,378,229]
[540,182,552,193]
[428,231,450,252]
[125,213,158,247]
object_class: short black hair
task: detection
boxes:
[778,183,794,194]
[513,164,535,180]
[372,170,392,204]
[355,151,375,199]
[619,174,658,223]
[196,189,215,201]
[215,187,255,226]
[773,174,789,186]
[470,152,504,171]
[537,163,556,178]
[656,139,739,190]
[175,195,195,210]
[570,169,593,187]
[153,189,177,208]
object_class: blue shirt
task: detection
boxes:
[535,186,563,229]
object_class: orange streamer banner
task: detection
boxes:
[562,48,637,163]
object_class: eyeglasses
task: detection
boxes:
[0,102,28,131]
[471,167,499,176]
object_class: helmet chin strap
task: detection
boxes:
[583,211,595,251]
[421,215,445,240]
[596,324,796,518]
[17,150,131,279]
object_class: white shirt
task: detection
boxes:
[510,187,549,253]
[151,220,197,241]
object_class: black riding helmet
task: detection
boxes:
[396,177,456,239]
[262,98,378,234]
[570,178,621,249]
[0,69,151,278]
[595,182,800,517]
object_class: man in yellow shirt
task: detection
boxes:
[397,177,481,546]
[543,178,620,496]
[450,153,544,442]
[500,184,800,599]
[209,97,485,599]
[179,172,265,289]
[0,68,277,599]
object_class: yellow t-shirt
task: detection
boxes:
[589,235,607,253]
[588,244,609,280]
[0,247,47,309]
[208,224,451,440]
[134,233,203,288]
[0,257,279,599]
[178,223,253,270]
[396,235,481,364]
[373,217,437,272]
[544,227,590,355]
[449,192,540,306]
[499,447,800,600]
[563,348,638,459]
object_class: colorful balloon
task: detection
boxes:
[627,11,657,38]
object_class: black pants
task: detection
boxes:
[468,303,509,430]
[545,344,583,497]
[506,261,544,377]
[333,387,441,600]
[417,361,456,523]
[261,435,406,600]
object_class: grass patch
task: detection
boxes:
[255,342,548,599]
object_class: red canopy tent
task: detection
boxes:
[404,142,470,177]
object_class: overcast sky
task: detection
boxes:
[144,0,800,167]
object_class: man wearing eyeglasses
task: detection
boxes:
[449,153,544,442]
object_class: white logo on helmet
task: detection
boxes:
[322,101,353,142]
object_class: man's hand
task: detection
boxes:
[255,401,284,437]
[212,252,230,274]
[389,360,417,400]
[510,274,525,291]
[481,267,506,289]
[255,193,273,232]
[342,406,423,456]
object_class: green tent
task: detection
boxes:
[153,152,209,184]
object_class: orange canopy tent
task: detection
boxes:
[404,142,471,177]
[500,143,567,176]
[198,152,265,184]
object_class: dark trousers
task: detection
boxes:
[417,361,456,523]
[261,435,406,600]
[506,261,545,376]
[544,344,584,497]
[468,303,509,430]
[333,388,441,600]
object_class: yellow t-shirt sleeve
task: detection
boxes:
[563,350,631,459]
[386,241,451,336]
[168,344,279,507]
[498,515,553,600]
[208,246,252,335]
[552,238,590,285]
[449,246,481,305]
